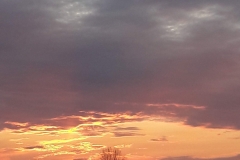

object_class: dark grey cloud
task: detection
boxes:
[1,0,240,130]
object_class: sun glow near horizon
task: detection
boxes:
[1,113,240,160]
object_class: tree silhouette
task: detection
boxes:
[99,147,126,160]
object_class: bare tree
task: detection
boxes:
[99,147,126,160]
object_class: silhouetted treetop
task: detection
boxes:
[99,147,126,160]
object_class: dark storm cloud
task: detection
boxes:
[1,0,240,130]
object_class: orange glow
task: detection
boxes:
[1,111,240,160]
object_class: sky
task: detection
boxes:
[1,0,240,160]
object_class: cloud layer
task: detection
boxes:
[161,154,240,160]
[1,0,240,131]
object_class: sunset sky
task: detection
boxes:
[1,0,240,160]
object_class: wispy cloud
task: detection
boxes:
[160,154,240,160]
[150,136,168,142]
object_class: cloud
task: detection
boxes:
[113,132,144,137]
[0,0,240,132]
[114,127,141,131]
[2,111,149,142]
[150,136,168,142]
[114,144,132,149]
[24,146,44,150]
[160,154,240,160]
